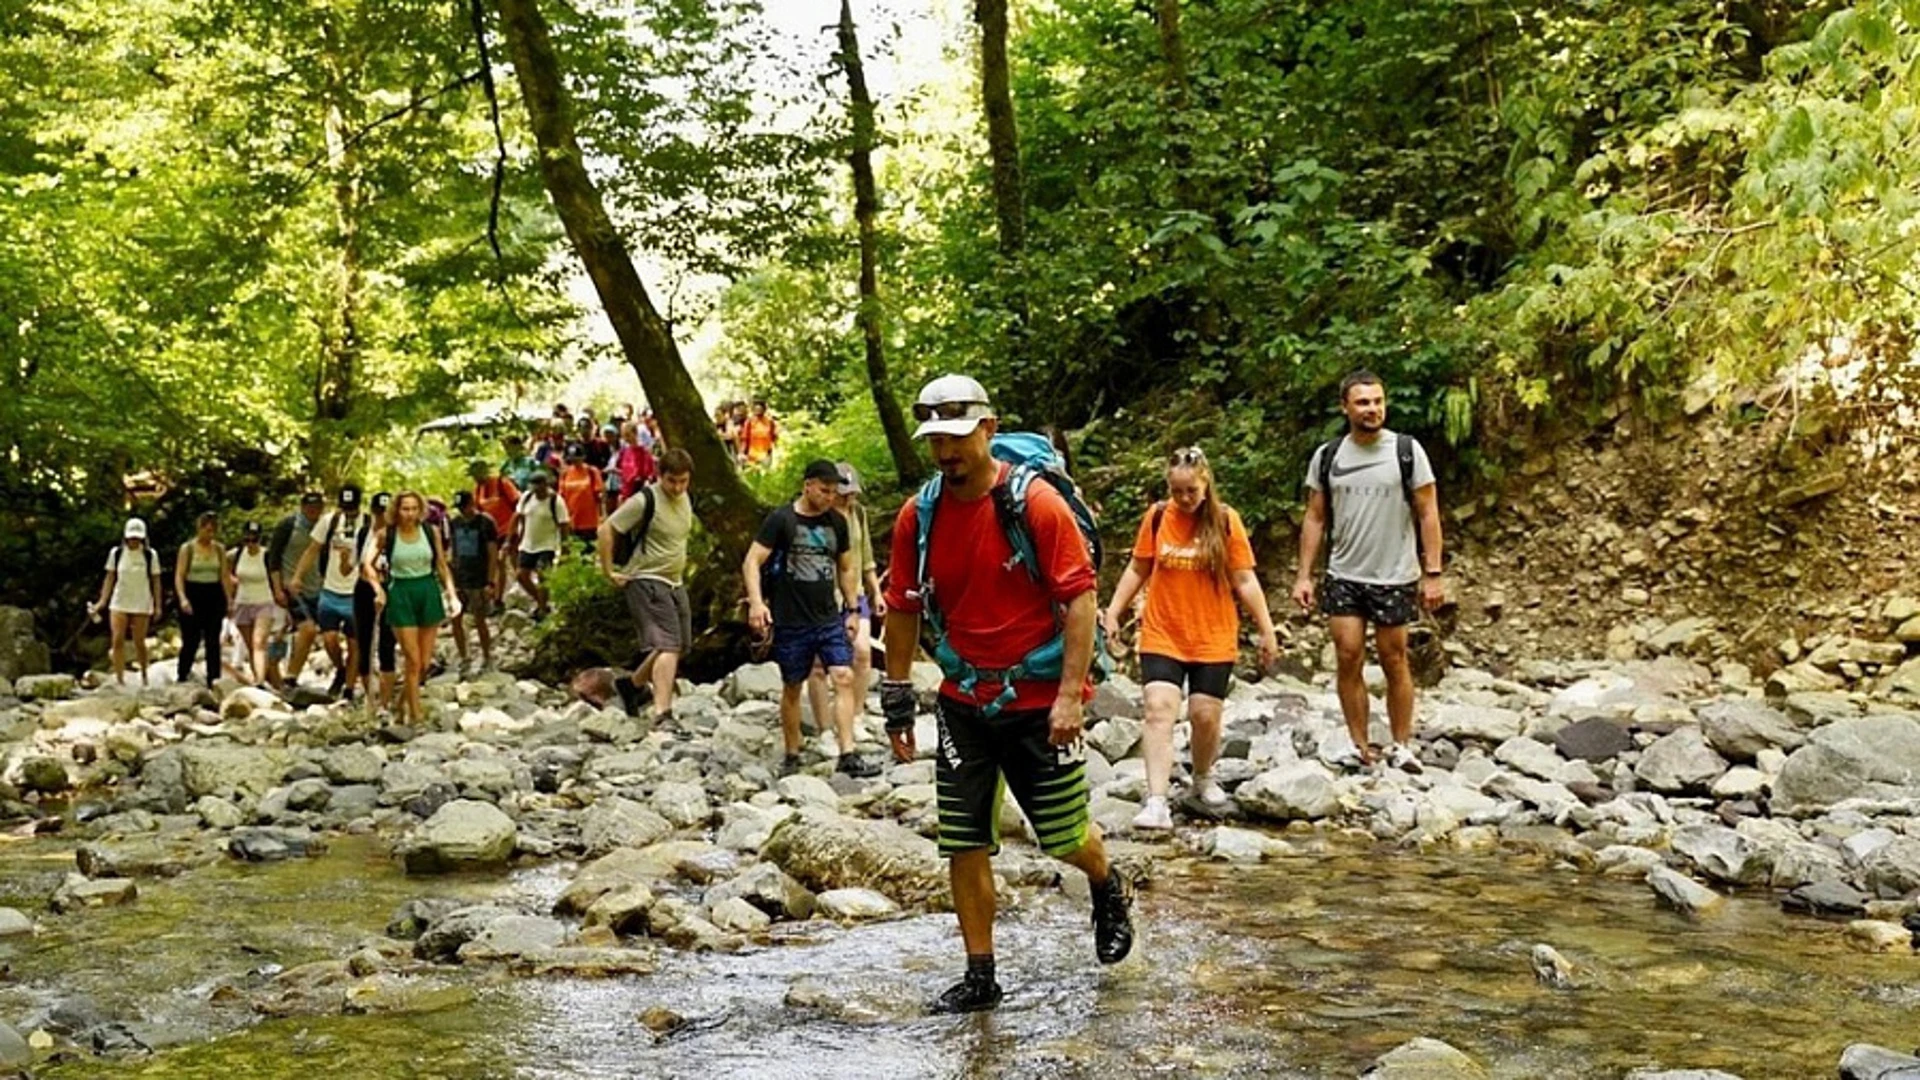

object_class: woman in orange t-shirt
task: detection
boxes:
[1101,446,1280,831]
[557,445,605,548]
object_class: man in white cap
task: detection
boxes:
[880,374,1133,1013]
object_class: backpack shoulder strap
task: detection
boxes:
[1316,435,1344,533]
[1150,501,1167,549]
[637,484,656,542]
[992,465,1043,583]
[1397,433,1418,506]
[912,477,943,596]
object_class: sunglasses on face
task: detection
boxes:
[1169,446,1206,466]
[912,400,989,423]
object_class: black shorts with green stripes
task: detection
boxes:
[934,697,1091,858]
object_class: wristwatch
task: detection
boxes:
[1424,568,1443,577]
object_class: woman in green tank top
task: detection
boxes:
[364,492,456,725]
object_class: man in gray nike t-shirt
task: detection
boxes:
[1292,369,1446,773]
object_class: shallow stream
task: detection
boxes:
[0,833,1911,1079]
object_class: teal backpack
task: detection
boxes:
[911,431,1111,716]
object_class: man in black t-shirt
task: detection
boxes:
[743,459,880,779]
[447,491,499,675]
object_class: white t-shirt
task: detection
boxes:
[105,545,158,615]
[516,490,569,555]
[312,510,374,595]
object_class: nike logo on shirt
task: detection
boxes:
[1329,460,1386,479]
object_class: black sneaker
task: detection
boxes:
[835,753,881,779]
[613,675,645,718]
[1091,874,1134,965]
[327,670,346,698]
[929,971,1003,1014]
[779,753,803,777]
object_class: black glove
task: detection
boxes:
[881,679,916,734]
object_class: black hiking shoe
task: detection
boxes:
[835,753,881,779]
[1091,874,1134,965]
[779,753,804,778]
[613,675,648,718]
[327,670,346,698]
[929,971,1003,1014]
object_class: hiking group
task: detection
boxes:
[86,371,1442,1018]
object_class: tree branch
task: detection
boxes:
[469,0,532,329]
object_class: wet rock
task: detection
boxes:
[507,946,658,978]
[1530,943,1576,989]
[0,1020,27,1070]
[579,796,672,857]
[1236,761,1338,822]
[1846,920,1912,953]
[815,887,900,921]
[76,839,217,879]
[412,905,520,962]
[554,841,718,914]
[1840,1044,1920,1079]
[761,805,946,906]
[401,783,458,821]
[1670,825,1770,886]
[401,799,516,875]
[1552,716,1635,763]
[1203,826,1290,862]
[342,975,476,1016]
[1782,879,1869,918]
[583,884,655,934]
[1597,845,1665,878]
[1623,1070,1746,1080]
[1863,838,1920,899]
[457,914,569,962]
[17,756,69,794]
[704,862,816,920]
[710,896,772,934]
[650,780,712,829]
[387,897,465,940]
[0,907,32,937]
[229,826,327,862]
[283,778,331,812]
[193,795,245,830]
[1698,700,1803,762]
[1634,728,1728,794]
[50,874,137,913]
[1647,866,1723,917]
[1361,1036,1488,1078]
[1774,715,1920,814]
[174,744,287,802]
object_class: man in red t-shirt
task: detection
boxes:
[880,374,1133,1015]
[469,460,520,606]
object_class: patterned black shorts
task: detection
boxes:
[1320,575,1418,627]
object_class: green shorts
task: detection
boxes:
[934,697,1090,858]
[385,576,445,629]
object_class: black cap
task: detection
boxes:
[803,459,841,483]
[454,490,474,509]
[371,492,393,514]
[300,490,325,507]
[529,470,550,485]
[338,485,362,509]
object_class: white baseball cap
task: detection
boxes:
[911,374,996,438]
[123,517,147,540]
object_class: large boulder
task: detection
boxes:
[176,744,287,802]
[1840,1044,1920,1080]
[1698,700,1804,762]
[0,606,50,684]
[703,863,815,921]
[1669,825,1770,886]
[1235,761,1339,822]
[14,673,74,701]
[1772,715,1920,815]
[1861,837,1920,900]
[1361,1037,1487,1079]
[401,800,516,875]
[1647,866,1723,916]
[554,841,718,914]
[761,805,946,906]
[724,663,785,704]
[579,797,673,857]
[1552,716,1635,763]
[1634,728,1728,793]
[1494,736,1569,782]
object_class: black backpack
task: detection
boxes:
[111,544,157,579]
[1313,432,1422,554]
[608,485,657,567]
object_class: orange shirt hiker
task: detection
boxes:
[558,463,604,531]
[744,414,778,464]
[1131,502,1256,663]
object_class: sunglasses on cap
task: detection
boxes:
[1169,446,1206,466]
[911,400,991,423]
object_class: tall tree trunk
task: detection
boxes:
[837,0,923,487]
[492,0,763,555]
[313,15,363,487]
[1152,0,1219,345]
[973,0,1032,389]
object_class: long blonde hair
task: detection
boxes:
[1168,447,1232,590]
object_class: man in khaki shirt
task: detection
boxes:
[597,448,697,722]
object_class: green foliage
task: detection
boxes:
[740,396,903,506]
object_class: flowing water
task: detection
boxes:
[0,832,1910,1079]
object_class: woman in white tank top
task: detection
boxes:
[230,520,277,685]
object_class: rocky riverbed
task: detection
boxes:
[0,645,1918,1077]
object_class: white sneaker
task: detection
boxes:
[1387,743,1424,774]
[1131,796,1173,831]
[1193,775,1229,807]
